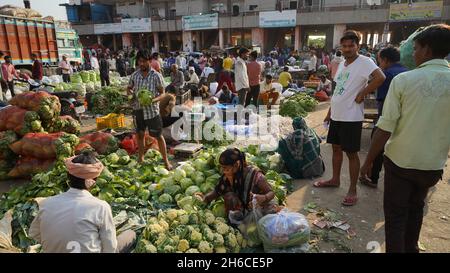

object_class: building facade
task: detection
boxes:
[62,0,450,53]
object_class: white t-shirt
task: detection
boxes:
[288,56,296,65]
[308,55,317,71]
[331,55,379,122]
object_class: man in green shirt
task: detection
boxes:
[361,24,450,253]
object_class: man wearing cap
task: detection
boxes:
[29,151,136,253]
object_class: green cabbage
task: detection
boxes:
[173,169,186,182]
[180,178,194,191]
[158,193,173,204]
[185,185,201,196]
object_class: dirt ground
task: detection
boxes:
[283,102,450,253]
[1,102,449,253]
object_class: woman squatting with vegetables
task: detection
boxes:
[29,151,136,253]
[199,148,277,219]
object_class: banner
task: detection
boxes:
[259,10,297,28]
[389,1,443,21]
[94,23,122,34]
[121,18,152,33]
[182,13,218,31]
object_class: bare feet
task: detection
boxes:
[165,162,173,171]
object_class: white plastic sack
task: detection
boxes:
[272,82,283,93]
[49,75,62,84]
[0,210,20,252]
[281,90,295,98]
[257,209,310,253]
[209,82,218,96]
[4,90,12,101]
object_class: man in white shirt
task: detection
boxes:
[59,55,71,83]
[200,63,215,80]
[29,151,136,253]
[259,74,279,109]
[176,52,187,71]
[317,74,332,95]
[107,54,117,72]
[288,55,297,65]
[234,47,250,105]
[90,53,100,71]
[186,67,199,84]
[314,30,385,207]
[308,50,317,76]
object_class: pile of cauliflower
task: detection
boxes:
[134,208,247,253]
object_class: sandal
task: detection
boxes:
[342,195,358,206]
[359,177,377,188]
[313,180,340,188]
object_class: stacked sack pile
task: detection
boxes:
[0,5,42,19]
[0,91,81,180]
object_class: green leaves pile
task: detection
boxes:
[91,86,127,115]
[280,93,318,118]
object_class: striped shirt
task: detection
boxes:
[129,69,163,120]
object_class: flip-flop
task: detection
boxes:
[342,195,358,206]
[359,177,377,188]
[313,180,340,188]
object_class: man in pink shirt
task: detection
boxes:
[151,52,161,73]
[1,55,20,97]
[245,51,262,107]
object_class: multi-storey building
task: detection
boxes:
[61,0,450,53]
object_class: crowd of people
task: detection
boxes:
[1,23,449,254]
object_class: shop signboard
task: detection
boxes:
[389,1,443,21]
[94,23,122,34]
[182,13,218,31]
[259,10,297,28]
[121,18,152,33]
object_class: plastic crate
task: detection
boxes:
[176,90,191,105]
[96,113,125,130]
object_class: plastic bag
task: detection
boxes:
[400,26,427,70]
[257,209,310,253]
[233,197,263,247]
[49,75,62,84]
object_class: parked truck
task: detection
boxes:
[0,14,82,75]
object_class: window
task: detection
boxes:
[67,40,75,47]
[305,0,313,6]
[290,1,298,9]
[151,8,159,16]
[232,5,240,16]
[129,2,136,5]
[169,9,176,19]
[249,5,258,11]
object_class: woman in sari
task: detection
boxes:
[200,148,277,219]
